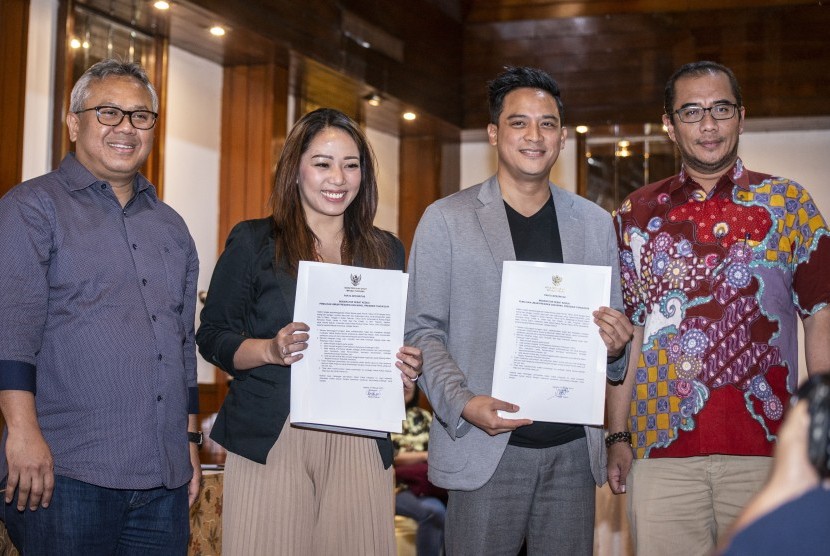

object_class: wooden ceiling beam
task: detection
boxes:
[465,0,819,23]
[462,3,830,128]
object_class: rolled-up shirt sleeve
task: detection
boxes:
[0,186,53,392]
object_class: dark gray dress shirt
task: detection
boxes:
[0,153,199,490]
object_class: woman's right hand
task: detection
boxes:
[269,322,310,366]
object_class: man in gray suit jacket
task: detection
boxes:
[405,67,633,555]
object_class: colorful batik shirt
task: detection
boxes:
[391,406,432,454]
[614,159,830,459]
[391,406,433,491]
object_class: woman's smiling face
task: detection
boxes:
[297,127,362,226]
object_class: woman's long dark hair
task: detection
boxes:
[269,108,392,273]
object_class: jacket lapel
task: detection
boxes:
[266,223,298,314]
[476,176,516,278]
[550,183,584,265]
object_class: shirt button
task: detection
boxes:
[157,395,163,401]
[158,354,163,361]
[142,278,147,286]
[132,244,138,250]
[151,314,157,321]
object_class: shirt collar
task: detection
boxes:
[671,157,749,196]
[59,153,156,200]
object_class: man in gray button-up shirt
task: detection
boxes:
[0,59,200,554]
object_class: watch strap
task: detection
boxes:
[188,431,204,446]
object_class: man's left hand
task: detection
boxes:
[188,442,201,507]
[593,307,634,358]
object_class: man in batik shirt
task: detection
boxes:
[606,60,830,556]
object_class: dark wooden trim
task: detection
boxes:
[576,131,587,198]
[0,0,30,195]
[198,382,224,415]
[147,36,169,198]
[51,0,71,171]
[465,0,815,23]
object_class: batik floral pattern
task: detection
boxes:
[615,162,830,458]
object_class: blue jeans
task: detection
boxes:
[396,489,446,556]
[2,474,189,555]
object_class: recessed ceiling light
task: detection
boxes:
[402,112,416,121]
[575,125,589,134]
[209,25,226,37]
[153,1,170,10]
[364,93,382,107]
[69,38,82,49]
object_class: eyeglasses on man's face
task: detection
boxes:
[75,105,158,130]
[672,103,739,124]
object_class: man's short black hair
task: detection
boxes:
[487,66,564,125]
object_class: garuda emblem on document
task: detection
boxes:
[551,275,563,287]
[350,274,362,286]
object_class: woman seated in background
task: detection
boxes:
[392,386,447,556]
[719,373,830,556]
[196,108,422,556]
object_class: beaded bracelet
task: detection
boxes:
[605,431,632,448]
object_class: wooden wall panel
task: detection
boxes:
[398,134,460,256]
[218,64,287,245]
[399,138,440,256]
[0,0,29,195]
[215,61,288,393]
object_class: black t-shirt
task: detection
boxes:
[504,196,586,449]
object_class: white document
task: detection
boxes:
[290,261,407,437]
[491,261,611,425]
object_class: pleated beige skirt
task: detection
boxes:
[222,419,396,556]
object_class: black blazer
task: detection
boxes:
[196,218,404,468]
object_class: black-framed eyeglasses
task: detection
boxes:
[672,103,739,124]
[75,105,158,130]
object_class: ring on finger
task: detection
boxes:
[411,374,419,382]
[282,345,288,356]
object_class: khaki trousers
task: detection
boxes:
[628,455,772,556]
[222,420,395,556]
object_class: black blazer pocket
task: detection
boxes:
[214,377,287,464]
[230,373,278,397]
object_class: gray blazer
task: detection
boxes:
[405,176,627,491]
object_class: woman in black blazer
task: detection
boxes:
[197,108,422,555]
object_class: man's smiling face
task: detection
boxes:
[66,75,155,189]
